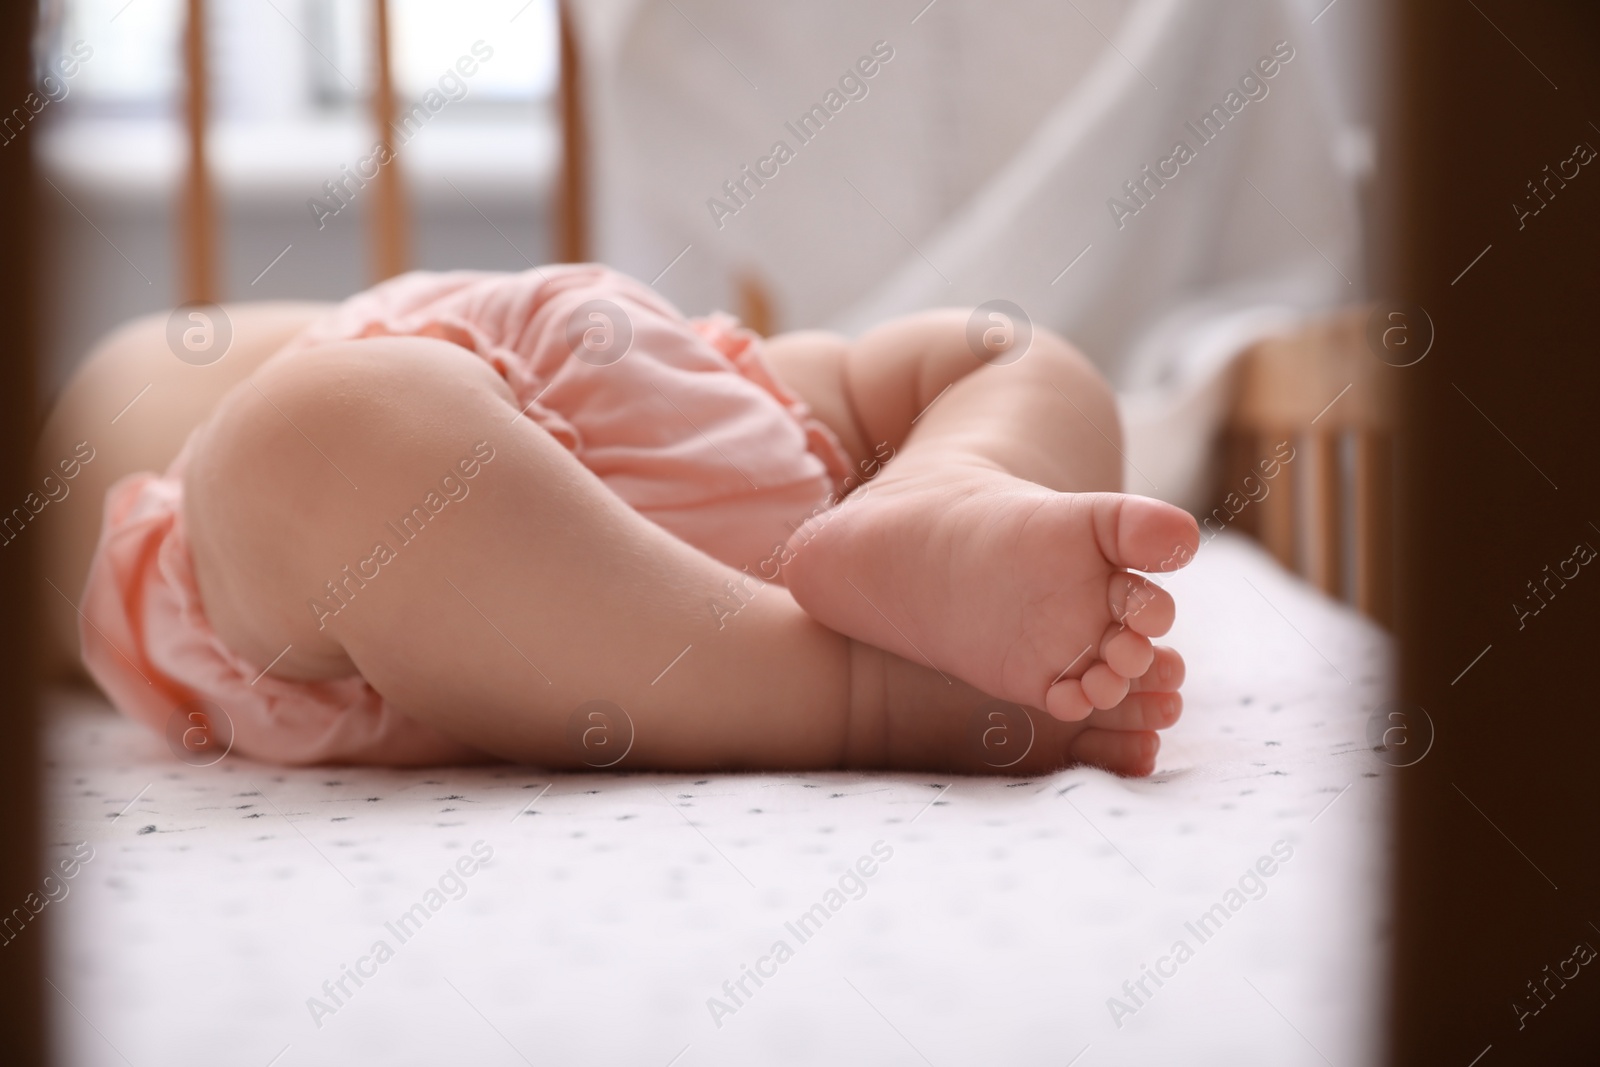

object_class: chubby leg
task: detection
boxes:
[182,336,1174,773]
[36,301,330,674]
[766,310,1200,725]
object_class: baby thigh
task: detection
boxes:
[182,336,855,769]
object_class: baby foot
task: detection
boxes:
[857,641,1187,776]
[1039,644,1187,775]
[783,466,1199,721]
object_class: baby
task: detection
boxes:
[40,266,1198,776]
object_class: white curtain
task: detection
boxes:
[566,0,1369,509]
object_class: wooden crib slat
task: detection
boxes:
[554,0,589,263]
[1310,429,1343,598]
[1221,310,1397,625]
[181,0,218,303]
[1355,430,1395,627]
[1258,432,1297,573]
[1226,431,1261,542]
[736,271,775,336]
[370,0,409,280]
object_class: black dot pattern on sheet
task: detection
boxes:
[41,535,1394,1064]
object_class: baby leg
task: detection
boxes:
[769,310,1200,724]
[37,302,329,672]
[180,336,1168,773]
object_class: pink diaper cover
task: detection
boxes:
[78,265,853,766]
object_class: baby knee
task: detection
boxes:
[252,336,514,434]
[182,339,515,659]
[188,338,513,529]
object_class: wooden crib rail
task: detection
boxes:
[180,0,217,303]
[553,0,589,263]
[369,0,409,279]
[179,0,412,301]
[1218,307,1397,626]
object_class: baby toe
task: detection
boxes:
[1080,661,1132,710]
[1128,646,1185,694]
[1089,690,1183,731]
[1045,677,1095,722]
[1101,623,1154,678]
[1095,493,1200,574]
[1112,573,1176,637]
[1072,728,1160,777]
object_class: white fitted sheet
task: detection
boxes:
[44,532,1393,1066]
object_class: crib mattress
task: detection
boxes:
[44,532,1393,1066]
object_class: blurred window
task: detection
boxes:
[38,0,557,118]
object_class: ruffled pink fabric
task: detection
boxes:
[79,265,852,765]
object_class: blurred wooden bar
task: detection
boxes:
[181,0,218,303]
[736,271,775,336]
[1220,307,1396,626]
[0,0,44,1058]
[1353,431,1392,621]
[1392,5,1600,1056]
[553,0,589,263]
[1256,431,1297,572]
[370,0,409,281]
[1309,429,1343,598]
